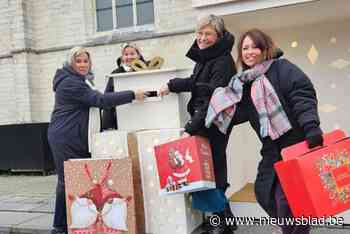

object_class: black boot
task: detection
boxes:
[200,215,211,232]
[202,213,227,234]
[50,227,67,234]
[202,209,237,234]
[223,203,237,232]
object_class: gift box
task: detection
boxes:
[91,130,130,159]
[274,129,350,218]
[64,158,144,234]
[136,129,202,234]
[154,135,215,195]
[90,130,145,234]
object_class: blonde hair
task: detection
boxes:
[196,14,225,38]
[65,46,92,71]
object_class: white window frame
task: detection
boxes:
[95,0,154,32]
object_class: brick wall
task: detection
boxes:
[0,0,199,124]
[154,0,197,32]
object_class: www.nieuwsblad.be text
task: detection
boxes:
[209,215,344,227]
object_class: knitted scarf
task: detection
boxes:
[205,60,291,140]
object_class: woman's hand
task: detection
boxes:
[181,132,191,138]
[134,89,148,101]
[159,85,170,97]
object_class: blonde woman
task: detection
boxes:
[48,46,146,234]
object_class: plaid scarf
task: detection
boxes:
[205,60,292,140]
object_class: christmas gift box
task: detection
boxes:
[154,135,216,195]
[136,129,202,234]
[91,130,145,233]
[64,158,144,234]
[274,129,350,218]
[91,130,130,159]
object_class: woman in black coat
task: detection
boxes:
[102,43,147,130]
[160,15,237,234]
[206,29,323,234]
[48,46,146,234]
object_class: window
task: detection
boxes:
[96,0,154,32]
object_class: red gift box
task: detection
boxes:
[154,136,215,195]
[274,129,350,218]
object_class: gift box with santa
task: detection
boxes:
[64,158,141,234]
[274,129,350,218]
[136,129,202,234]
[154,135,215,195]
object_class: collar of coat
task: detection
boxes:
[186,30,234,63]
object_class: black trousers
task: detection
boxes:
[48,139,90,231]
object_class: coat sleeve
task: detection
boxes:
[167,75,195,93]
[101,77,118,130]
[59,78,135,109]
[185,56,237,135]
[278,59,322,138]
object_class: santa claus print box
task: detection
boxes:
[154,136,215,195]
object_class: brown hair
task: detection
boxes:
[121,43,142,57]
[237,28,276,70]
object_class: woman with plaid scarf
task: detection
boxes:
[206,29,323,234]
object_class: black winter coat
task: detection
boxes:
[231,58,322,216]
[48,66,135,156]
[101,66,126,130]
[168,31,237,189]
[168,31,236,135]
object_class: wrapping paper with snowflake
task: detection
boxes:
[64,158,138,234]
[154,135,215,195]
[275,129,350,218]
[90,130,145,234]
[91,131,130,159]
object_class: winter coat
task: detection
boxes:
[231,58,322,216]
[48,66,135,158]
[168,31,237,189]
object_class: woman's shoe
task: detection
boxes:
[223,204,238,231]
[50,228,67,234]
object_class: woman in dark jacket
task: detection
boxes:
[159,15,237,234]
[206,29,323,234]
[102,43,147,130]
[48,46,146,234]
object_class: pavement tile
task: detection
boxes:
[29,199,55,213]
[0,227,10,234]
[0,212,43,226]
[0,203,41,212]
[14,213,53,233]
[0,196,29,203]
